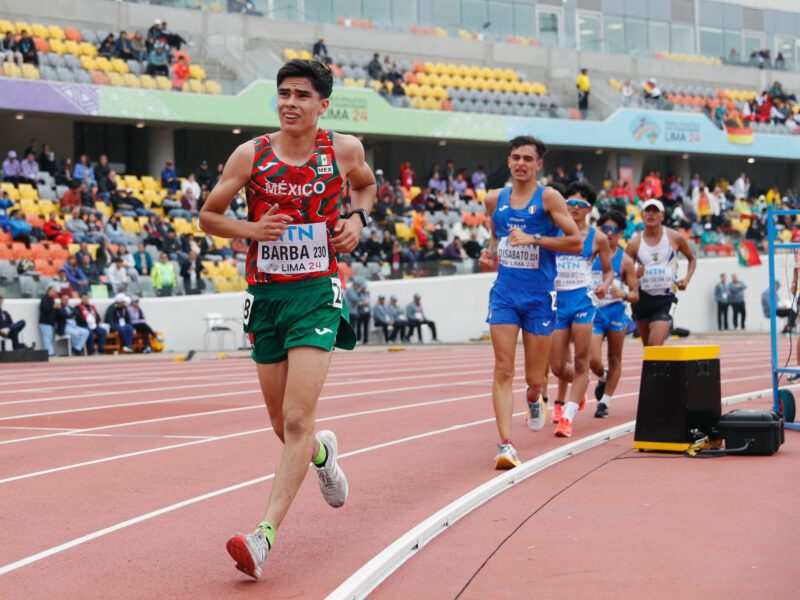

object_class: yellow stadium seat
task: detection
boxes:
[47,25,65,40]
[205,79,222,94]
[18,184,38,201]
[455,64,469,77]
[39,200,55,215]
[141,176,158,191]
[416,72,429,86]
[123,73,140,88]
[111,58,129,73]
[15,22,32,35]
[143,190,159,206]
[283,48,299,60]
[0,20,15,34]
[108,72,124,87]
[95,203,111,218]
[94,56,111,71]
[31,23,48,38]
[299,50,312,60]
[64,40,80,55]
[120,216,139,233]
[423,61,434,73]
[155,76,172,91]
[80,55,96,70]
[48,38,65,54]
[21,64,39,80]
[124,175,142,191]
[2,62,21,78]
[187,79,206,93]
[1,182,19,200]
[139,74,156,89]
[213,236,230,248]
[80,42,97,57]
[189,64,206,80]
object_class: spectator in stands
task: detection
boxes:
[576,68,590,118]
[405,293,438,343]
[363,230,385,263]
[195,160,213,189]
[0,296,27,350]
[115,31,135,60]
[98,33,116,58]
[2,150,21,184]
[160,22,187,51]
[471,166,487,191]
[22,138,39,159]
[55,157,73,187]
[172,55,190,90]
[56,293,89,354]
[79,253,102,288]
[387,295,409,342]
[161,229,182,260]
[729,273,746,330]
[620,79,636,106]
[570,163,585,183]
[43,212,72,246]
[107,256,130,293]
[0,191,12,231]
[104,215,127,246]
[76,293,107,355]
[106,293,135,353]
[19,152,40,185]
[146,19,163,52]
[421,238,441,263]
[146,45,169,77]
[38,143,56,176]
[372,295,397,343]
[312,37,331,64]
[714,103,728,128]
[130,31,147,62]
[17,30,37,66]
[8,209,33,246]
[95,154,111,192]
[390,79,410,107]
[127,296,155,353]
[161,159,178,193]
[118,247,140,282]
[179,250,206,294]
[642,78,662,103]
[111,188,135,215]
[442,237,467,262]
[60,254,90,295]
[181,172,201,202]
[400,161,416,189]
[38,286,59,356]
[714,273,730,331]
[378,79,390,101]
[151,252,176,297]
[73,154,96,188]
[133,242,153,276]
[345,277,371,343]
[93,238,114,273]
[463,230,482,260]
[1,31,22,67]
[367,53,383,80]
[212,163,224,189]
[763,281,796,333]
[775,53,786,70]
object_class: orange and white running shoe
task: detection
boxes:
[493,442,521,470]
[554,417,573,438]
[552,402,564,424]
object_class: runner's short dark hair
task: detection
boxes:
[509,135,548,159]
[566,180,598,205]
[598,209,627,229]
[277,59,333,99]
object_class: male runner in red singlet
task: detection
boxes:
[200,60,376,579]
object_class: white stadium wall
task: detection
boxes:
[4,254,791,353]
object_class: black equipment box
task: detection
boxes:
[717,410,784,456]
[633,345,721,451]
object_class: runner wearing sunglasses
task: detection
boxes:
[479,135,581,469]
[549,181,613,438]
[625,199,696,346]
[589,210,639,418]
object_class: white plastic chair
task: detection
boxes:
[203,312,235,351]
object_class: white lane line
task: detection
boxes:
[0,410,523,576]
[326,383,790,600]
[0,386,516,485]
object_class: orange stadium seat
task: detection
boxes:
[91,70,110,85]
[64,27,81,42]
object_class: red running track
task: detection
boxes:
[0,336,794,598]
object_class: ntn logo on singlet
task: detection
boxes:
[262,180,327,197]
[273,224,318,243]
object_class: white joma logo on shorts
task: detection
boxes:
[315,328,333,335]
[542,321,551,327]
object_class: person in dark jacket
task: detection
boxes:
[0,295,27,350]
[38,286,59,356]
[76,293,107,355]
[105,293,135,352]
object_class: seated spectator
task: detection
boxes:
[762,281,796,333]
[66,207,88,242]
[161,159,179,193]
[127,296,156,353]
[79,252,102,288]
[390,79,410,107]
[76,293,107,355]
[179,250,206,294]
[421,238,441,262]
[161,229,182,260]
[180,232,202,257]
[367,53,383,80]
[106,256,130,293]
[9,209,34,246]
[1,31,23,67]
[97,169,119,203]
[98,33,116,58]
[405,293,438,342]
[94,154,111,194]
[115,31,135,60]
[0,191,13,232]
[463,230,482,259]
[56,293,90,355]
[105,214,127,245]
[378,79,391,101]
[146,19,163,52]
[94,238,116,274]
[151,252,177,296]
[373,294,401,343]
[363,230,385,263]
[106,293,135,353]
[2,150,21,184]
[159,22,187,51]
[471,166,487,191]
[133,242,153,276]
[146,46,169,77]
[387,295,409,342]
[172,55,190,90]
[19,152,39,185]
[60,254,90,295]
[195,160,213,189]
[312,37,331,64]
[17,30,37,65]
[118,247,140,281]
[130,31,147,61]
[38,286,59,356]
[442,237,467,262]
[73,154,96,188]
[0,295,27,350]
[55,157,74,187]
[621,79,636,106]
[37,143,56,175]
[43,212,73,246]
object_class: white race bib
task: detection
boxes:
[640,263,674,293]
[257,222,329,275]
[592,270,622,306]
[555,256,592,291]
[497,237,539,269]
[243,291,255,328]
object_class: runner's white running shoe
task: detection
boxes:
[526,395,546,431]
[226,529,269,579]
[315,430,348,508]
[493,442,521,469]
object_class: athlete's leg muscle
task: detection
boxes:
[491,324,519,441]
[257,360,289,442]
[589,333,605,377]
[604,330,626,395]
[549,328,574,382]
[522,331,552,401]
[568,322,592,404]
[644,320,671,346]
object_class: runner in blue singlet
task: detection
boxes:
[479,135,581,469]
[589,210,639,418]
[549,181,612,438]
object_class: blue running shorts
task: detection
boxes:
[555,288,596,330]
[487,282,556,336]
[592,302,630,335]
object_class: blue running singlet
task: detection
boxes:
[554,227,596,329]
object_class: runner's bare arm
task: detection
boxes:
[593,231,613,298]
[616,253,640,303]
[519,187,581,253]
[625,237,644,277]
[199,142,291,241]
[479,189,500,271]
[672,229,696,290]
[331,134,376,253]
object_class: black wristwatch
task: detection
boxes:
[346,208,370,227]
